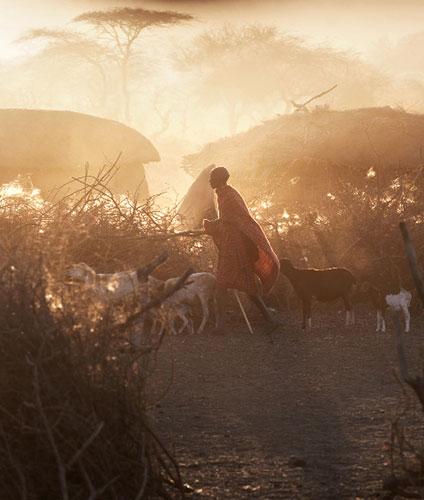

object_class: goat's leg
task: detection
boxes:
[401,304,410,333]
[150,311,163,336]
[197,295,209,334]
[168,315,178,336]
[381,311,386,332]
[157,322,165,336]
[177,314,189,335]
[176,306,194,335]
[187,313,194,335]
[302,300,311,329]
[152,314,165,336]
[212,286,228,335]
[376,310,381,332]
[342,295,354,326]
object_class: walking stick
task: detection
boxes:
[233,290,254,334]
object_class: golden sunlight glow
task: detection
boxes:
[0,183,25,197]
[0,181,40,199]
[45,292,63,312]
[0,179,45,211]
[1,0,424,204]
[367,167,376,178]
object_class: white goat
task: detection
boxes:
[160,272,216,334]
[365,283,412,333]
[68,262,158,301]
[154,302,194,336]
[68,261,169,345]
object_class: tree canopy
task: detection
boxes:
[178,25,388,135]
[73,7,194,122]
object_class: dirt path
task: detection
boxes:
[152,305,424,499]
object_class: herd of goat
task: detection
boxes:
[68,262,217,336]
[67,258,413,334]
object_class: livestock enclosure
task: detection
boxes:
[0,138,424,499]
[5,0,424,497]
[0,168,215,499]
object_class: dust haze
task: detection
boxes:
[2,0,424,196]
[3,5,424,498]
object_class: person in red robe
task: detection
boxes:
[203,166,280,333]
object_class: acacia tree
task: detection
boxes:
[179,25,389,136]
[179,25,295,135]
[73,7,194,123]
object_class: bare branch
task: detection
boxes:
[28,358,69,500]
[66,422,104,470]
[291,84,337,112]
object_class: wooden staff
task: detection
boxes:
[233,290,254,334]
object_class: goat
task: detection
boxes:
[159,272,216,334]
[67,262,162,302]
[154,302,194,336]
[279,258,356,329]
[68,261,166,344]
[362,283,412,332]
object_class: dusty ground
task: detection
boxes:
[151,303,424,500]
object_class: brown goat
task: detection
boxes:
[279,258,356,329]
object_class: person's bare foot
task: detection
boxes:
[263,313,284,335]
[265,310,284,326]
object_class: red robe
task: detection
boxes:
[204,185,280,295]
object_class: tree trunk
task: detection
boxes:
[121,58,130,123]
[93,63,108,111]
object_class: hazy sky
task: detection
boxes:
[2,0,424,61]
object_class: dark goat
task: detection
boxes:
[279,258,356,329]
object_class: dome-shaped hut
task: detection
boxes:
[183,107,424,205]
[0,109,160,198]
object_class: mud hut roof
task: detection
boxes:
[0,109,160,168]
[183,107,424,182]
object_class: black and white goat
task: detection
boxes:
[362,283,412,333]
[279,258,356,329]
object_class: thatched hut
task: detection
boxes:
[0,109,160,198]
[183,107,424,204]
